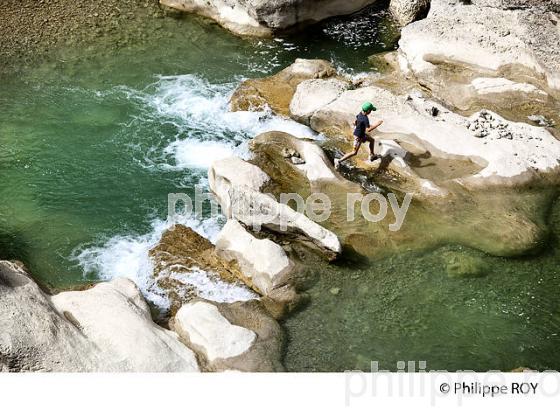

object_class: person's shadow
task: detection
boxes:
[372,139,432,174]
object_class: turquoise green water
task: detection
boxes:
[1,4,560,372]
[0,6,399,294]
[283,217,560,371]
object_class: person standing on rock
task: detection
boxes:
[335,102,383,169]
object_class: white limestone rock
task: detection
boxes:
[174,300,257,362]
[290,78,350,125]
[215,219,294,295]
[398,0,560,95]
[209,157,342,257]
[0,261,200,372]
[305,84,560,185]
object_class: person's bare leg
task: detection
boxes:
[366,135,380,161]
[339,148,359,163]
[336,141,361,169]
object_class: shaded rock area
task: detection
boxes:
[160,0,380,36]
[0,260,199,372]
[439,249,488,278]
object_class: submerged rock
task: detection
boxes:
[440,251,488,278]
[160,0,380,36]
[0,260,200,372]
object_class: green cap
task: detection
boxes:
[362,102,377,112]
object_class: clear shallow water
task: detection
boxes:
[283,210,560,371]
[1,3,560,372]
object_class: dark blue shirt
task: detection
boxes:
[353,113,370,140]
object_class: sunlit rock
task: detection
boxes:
[0,260,200,372]
[215,219,294,296]
[230,59,337,115]
[174,299,284,371]
[208,156,342,258]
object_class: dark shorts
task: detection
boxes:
[353,134,368,148]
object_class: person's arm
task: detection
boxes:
[367,119,383,132]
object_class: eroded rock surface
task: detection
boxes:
[208,156,342,257]
[398,0,560,99]
[215,219,294,295]
[149,224,257,313]
[0,260,200,372]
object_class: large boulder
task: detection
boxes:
[230,59,337,115]
[398,0,560,98]
[215,219,294,295]
[50,278,200,372]
[174,299,284,371]
[389,0,430,26]
[160,0,379,36]
[290,78,351,125]
[208,156,342,258]
[175,301,257,363]
[251,131,343,185]
[1,261,99,372]
[0,261,200,372]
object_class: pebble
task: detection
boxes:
[528,115,555,127]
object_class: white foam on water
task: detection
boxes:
[164,139,240,170]
[74,213,256,309]
[78,73,316,308]
[145,74,320,168]
[169,268,257,304]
